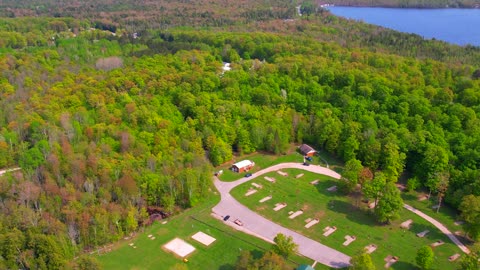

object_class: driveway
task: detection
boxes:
[212,162,350,268]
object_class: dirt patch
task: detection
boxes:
[314,211,326,219]
[155,228,169,236]
[256,205,267,211]
[302,203,311,211]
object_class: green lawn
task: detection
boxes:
[401,191,468,243]
[231,168,463,270]
[216,151,306,182]
[96,191,313,270]
[216,146,345,182]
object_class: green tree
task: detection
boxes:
[375,182,403,223]
[19,146,45,173]
[416,246,435,270]
[254,251,286,270]
[75,255,101,270]
[235,250,253,270]
[362,172,386,208]
[349,252,376,270]
[0,228,25,269]
[459,248,480,270]
[272,233,298,258]
[459,195,480,240]
[381,142,405,182]
[341,158,363,193]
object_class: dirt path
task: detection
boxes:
[0,167,20,176]
[403,204,470,254]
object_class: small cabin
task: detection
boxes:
[299,144,316,157]
[231,160,255,173]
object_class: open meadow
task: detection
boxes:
[96,190,314,270]
[231,167,463,270]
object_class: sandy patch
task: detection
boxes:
[305,219,319,229]
[252,183,263,189]
[289,210,304,219]
[323,226,337,237]
[245,188,258,196]
[343,235,356,246]
[431,240,445,247]
[416,230,429,238]
[384,255,399,268]
[192,231,216,246]
[327,185,337,192]
[164,238,196,258]
[264,176,276,183]
[400,219,413,229]
[259,195,272,203]
[273,203,287,211]
[365,244,377,254]
[449,253,460,261]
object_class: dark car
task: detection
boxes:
[223,215,230,221]
[305,156,313,162]
[303,162,310,166]
[245,173,253,177]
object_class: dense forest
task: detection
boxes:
[325,0,480,8]
[1,0,480,268]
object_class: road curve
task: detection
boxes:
[404,204,470,254]
[212,162,350,268]
[0,167,20,176]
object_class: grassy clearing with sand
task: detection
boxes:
[231,168,462,270]
[96,191,313,270]
[216,151,305,182]
[216,145,344,182]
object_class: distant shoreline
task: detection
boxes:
[319,2,480,9]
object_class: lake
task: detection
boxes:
[328,6,480,46]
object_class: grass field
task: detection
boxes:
[97,151,468,269]
[231,168,463,270]
[215,147,342,182]
[96,190,313,270]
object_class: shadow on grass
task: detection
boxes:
[314,179,341,197]
[218,264,235,270]
[401,192,418,202]
[393,261,417,270]
[328,199,377,226]
[406,222,450,243]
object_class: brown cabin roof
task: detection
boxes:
[299,144,315,155]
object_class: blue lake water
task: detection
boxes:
[328,7,480,46]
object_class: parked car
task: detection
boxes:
[303,162,310,166]
[234,219,243,226]
[223,215,230,221]
[245,173,253,177]
[305,156,313,161]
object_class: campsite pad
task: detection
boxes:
[191,231,216,246]
[164,238,196,258]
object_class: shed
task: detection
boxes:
[231,160,255,173]
[299,144,316,157]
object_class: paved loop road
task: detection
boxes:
[212,163,351,268]
[403,204,470,254]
